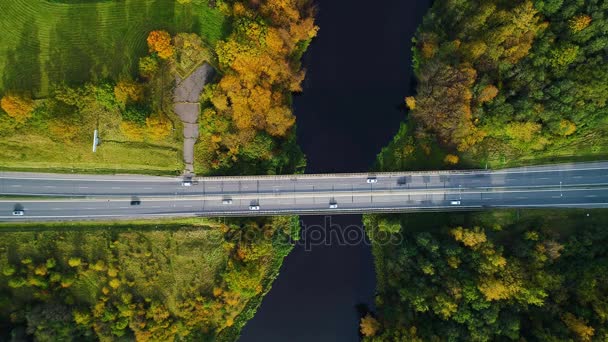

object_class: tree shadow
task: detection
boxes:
[46,6,106,87]
[1,19,42,96]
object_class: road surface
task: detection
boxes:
[0,161,607,221]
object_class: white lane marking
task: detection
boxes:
[538,177,550,180]
[573,176,583,179]
[144,187,153,190]
[79,186,89,189]
[112,187,121,190]
[3,202,608,220]
[10,185,21,187]
[516,196,528,199]
[184,205,193,208]
[44,186,56,188]
[551,196,562,198]
[484,197,493,200]
[119,207,129,209]
[586,195,598,198]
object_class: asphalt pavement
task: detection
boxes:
[1,161,607,221]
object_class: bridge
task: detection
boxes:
[1,161,607,221]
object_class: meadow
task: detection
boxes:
[0,0,226,97]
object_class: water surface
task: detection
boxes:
[240,1,431,340]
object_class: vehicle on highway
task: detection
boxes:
[222,199,233,205]
[130,199,141,206]
[12,210,24,216]
[450,200,461,205]
[366,177,378,184]
[249,205,260,211]
[181,180,193,187]
[329,203,338,209]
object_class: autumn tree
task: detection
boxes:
[478,85,498,103]
[145,115,172,141]
[114,80,144,107]
[444,154,459,165]
[200,0,317,172]
[360,314,381,337]
[569,14,592,32]
[1,94,36,123]
[147,30,174,59]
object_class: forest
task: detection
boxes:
[404,0,608,167]
[364,210,608,341]
[364,0,608,340]
[0,216,299,341]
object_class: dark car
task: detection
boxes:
[130,199,141,206]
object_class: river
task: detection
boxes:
[239,0,431,340]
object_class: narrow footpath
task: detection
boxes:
[173,64,213,175]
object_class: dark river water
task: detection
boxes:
[239,1,430,340]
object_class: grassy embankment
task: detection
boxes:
[0,0,226,174]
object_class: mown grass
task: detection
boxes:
[0,0,227,97]
[0,132,184,175]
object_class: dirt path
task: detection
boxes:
[173,64,213,175]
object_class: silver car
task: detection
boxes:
[12,210,24,216]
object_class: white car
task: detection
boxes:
[450,200,461,205]
[12,210,24,216]
[181,180,193,187]
[249,205,260,211]
[329,203,338,209]
[366,177,378,184]
[222,199,233,205]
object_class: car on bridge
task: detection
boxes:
[249,205,260,211]
[12,210,24,216]
[329,203,338,209]
[222,199,233,205]
[450,200,461,205]
[366,177,378,184]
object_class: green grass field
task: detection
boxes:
[0,0,227,97]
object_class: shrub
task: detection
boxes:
[0,94,36,123]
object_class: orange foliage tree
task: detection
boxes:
[1,94,36,123]
[199,0,318,170]
[147,30,174,59]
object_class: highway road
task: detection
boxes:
[0,161,607,221]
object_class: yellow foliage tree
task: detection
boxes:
[478,277,516,301]
[1,94,36,123]
[114,80,144,106]
[444,154,459,165]
[559,119,576,136]
[360,314,381,337]
[405,96,416,110]
[562,313,595,341]
[145,115,172,141]
[569,14,592,32]
[451,227,487,248]
[147,30,174,59]
[505,121,542,143]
